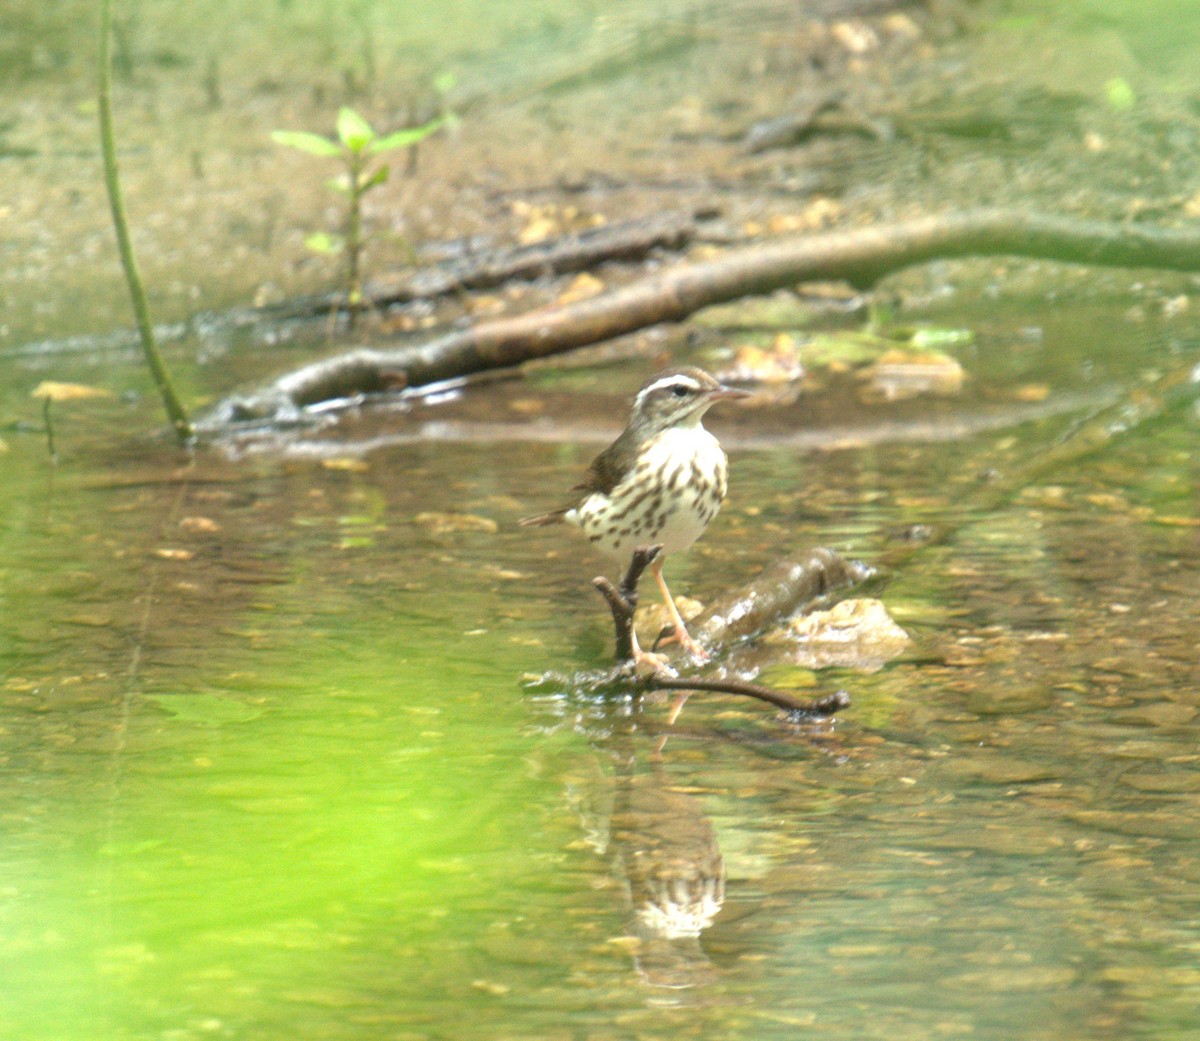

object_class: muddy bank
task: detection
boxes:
[8,0,1200,372]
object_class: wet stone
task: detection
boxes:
[922,825,1065,857]
[477,929,565,969]
[1112,701,1198,728]
[1120,768,1200,794]
[965,683,1055,716]
[940,755,1061,786]
[1068,809,1200,840]
[949,965,1078,992]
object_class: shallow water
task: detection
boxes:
[3,287,1200,1041]
[7,0,1200,1036]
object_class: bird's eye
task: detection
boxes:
[671,384,689,397]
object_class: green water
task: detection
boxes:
[6,0,1200,1036]
[3,300,1200,1039]
[0,432,579,1040]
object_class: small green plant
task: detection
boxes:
[272,107,441,315]
[32,381,114,464]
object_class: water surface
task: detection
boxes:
[5,0,1200,1036]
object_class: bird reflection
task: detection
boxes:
[562,698,727,990]
[611,755,726,988]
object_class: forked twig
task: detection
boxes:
[593,543,849,721]
[592,544,662,662]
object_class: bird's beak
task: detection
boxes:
[708,384,753,402]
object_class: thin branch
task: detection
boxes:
[593,544,662,663]
[98,0,192,444]
[649,676,850,720]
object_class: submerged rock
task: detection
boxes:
[763,597,909,671]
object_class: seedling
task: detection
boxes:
[272,107,441,316]
[31,381,114,464]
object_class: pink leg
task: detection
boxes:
[651,559,708,660]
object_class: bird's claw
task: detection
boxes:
[653,625,710,662]
[633,647,674,677]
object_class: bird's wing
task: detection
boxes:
[573,428,636,496]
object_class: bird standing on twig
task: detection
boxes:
[521,366,749,666]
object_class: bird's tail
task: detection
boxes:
[519,508,570,527]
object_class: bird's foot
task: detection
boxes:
[632,647,673,676]
[654,625,710,661]
[666,690,690,726]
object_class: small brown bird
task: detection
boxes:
[521,366,749,664]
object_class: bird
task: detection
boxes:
[521,366,749,665]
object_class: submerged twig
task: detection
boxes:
[652,676,851,721]
[42,398,56,464]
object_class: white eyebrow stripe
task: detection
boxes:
[635,375,702,406]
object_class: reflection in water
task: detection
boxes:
[567,701,727,989]
[613,752,726,989]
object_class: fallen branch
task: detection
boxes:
[688,546,874,650]
[587,544,863,721]
[205,208,1200,428]
[240,209,705,325]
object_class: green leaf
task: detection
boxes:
[909,326,973,349]
[271,129,343,158]
[325,174,352,196]
[369,118,442,154]
[1105,76,1136,113]
[305,232,344,254]
[359,164,389,191]
[336,106,375,152]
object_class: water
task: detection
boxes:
[7,0,1200,1036]
[2,296,1200,1040]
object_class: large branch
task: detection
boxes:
[204,209,1200,427]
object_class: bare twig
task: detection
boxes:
[593,545,663,662]
[650,676,850,720]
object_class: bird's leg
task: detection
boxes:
[650,558,708,660]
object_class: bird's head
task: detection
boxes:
[628,367,750,436]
